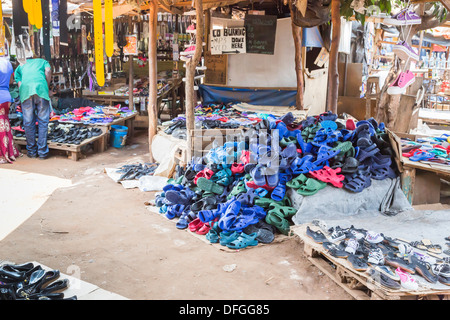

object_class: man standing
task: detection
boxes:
[15,57,52,159]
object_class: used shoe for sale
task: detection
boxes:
[410,255,437,283]
[385,252,416,274]
[395,267,418,291]
[348,254,368,272]
[373,265,400,281]
[393,41,419,62]
[387,71,415,95]
[432,263,450,278]
[367,248,385,265]
[365,230,384,244]
[345,238,360,255]
[369,268,401,290]
[327,226,346,243]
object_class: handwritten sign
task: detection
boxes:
[205,52,227,85]
[210,27,246,55]
[244,15,277,55]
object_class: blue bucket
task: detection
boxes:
[110,125,128,148]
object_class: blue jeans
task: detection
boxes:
[21,95,50,157]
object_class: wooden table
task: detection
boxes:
[14,131,108,161]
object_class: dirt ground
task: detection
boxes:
[0,130,352,300]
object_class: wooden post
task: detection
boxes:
[289,2,304,110]
[185,0,204,161]
[148,0,158,162]
[327,0,341,114]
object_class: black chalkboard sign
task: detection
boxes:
[244,14,277,55]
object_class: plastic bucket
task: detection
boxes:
[110,125,128,148]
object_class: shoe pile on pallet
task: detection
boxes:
[306,221,450,291]
[0,262,76,300]
[154,111,398,249]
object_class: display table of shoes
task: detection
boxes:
[13,123,108,161]
[292,223,450,300]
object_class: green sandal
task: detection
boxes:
[286,174,308,189]
[196,177,224,195]
[254,197,278,208]
[265,211,291,236]
[268,203,297,218]
[226,232,259,249]
[219,231,240,246]
[296,178,326,196]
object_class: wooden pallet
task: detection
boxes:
[292,224,450,300]
[14,132,107,161]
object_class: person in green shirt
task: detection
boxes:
[15,57,52,159]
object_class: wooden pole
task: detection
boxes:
[289,7,304,110]
[128,15,134,111]
[327,0,341,114]
[185,0,204,161]
[148,0,158,162]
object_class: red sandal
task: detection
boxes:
[308,166,345,188]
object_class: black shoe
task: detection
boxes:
[347,254,369,272]
[385,252,416,274]
[38,155,49,160]
[369,268,401,290]
[410,255,438,283]
[306,226,327,244]
[27,153,37,159]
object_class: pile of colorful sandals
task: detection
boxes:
[50,106,135,124]
[154,111,398,250]
[402,134,450,165]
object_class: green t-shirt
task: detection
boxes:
[14,58,51,103]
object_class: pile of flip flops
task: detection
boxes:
[402,134,450,165]
[51,106,134,124]
[154,111,398,250]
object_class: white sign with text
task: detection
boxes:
[210,27,246,55]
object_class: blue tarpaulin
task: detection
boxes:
[302,27,324,48]
[198,85,297,107]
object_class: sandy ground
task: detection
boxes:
[0,130,352,300]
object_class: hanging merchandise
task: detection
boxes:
[59,0,68,47]
[12,0,28,38]
[105,0,114,57]
[0,3,5,56]
[42,0,51,61]
[93,0,105,86]
[30,0,43,29]
[51,0,60,36]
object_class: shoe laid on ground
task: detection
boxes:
[27,153,37,159]
[345,238,360,255]
[365,231,384,244]
[367,248,385,265]
[385,252,416,274]
[410,255,437,283]
[395,267,418,291]
[306,226,327,244]
[387,71,415,95]
[431,263,450,278]
[393,41,419,62]
[348,254,368,272]
[437,275,450,286]
[374,265,400,281]
[369,268,401,290]
[322,241,349,259]
[327,226,346,243]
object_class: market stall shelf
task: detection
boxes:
[292,224,450,300]
[14,131,107,161]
